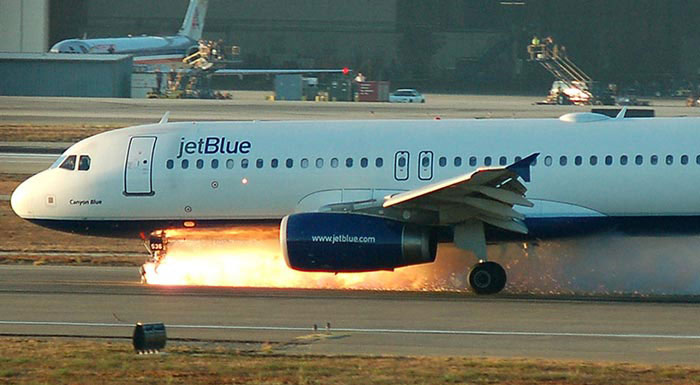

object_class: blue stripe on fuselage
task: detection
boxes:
[25,215,700,241]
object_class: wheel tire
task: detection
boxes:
[468,261,507,295]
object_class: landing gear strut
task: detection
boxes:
[468,261,506,295]
[141,231,167,283]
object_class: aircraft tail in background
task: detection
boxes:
[177,0,209,41]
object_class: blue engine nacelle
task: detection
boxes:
[280,212,437,272]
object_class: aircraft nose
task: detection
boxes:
[10,176,37,218]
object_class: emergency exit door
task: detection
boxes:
[124,136,156,195]
[394,151,409,181]
[418,150,433,180]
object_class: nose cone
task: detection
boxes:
[11,176,36,218]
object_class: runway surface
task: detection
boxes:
[1,93,699,127]
[2,265,700,365]
[0,152,58,174]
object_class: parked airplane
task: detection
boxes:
[13,109,688,294]
[49,0,349,77]
[50,0,209,65]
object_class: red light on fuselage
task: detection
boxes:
[342,67,350,76]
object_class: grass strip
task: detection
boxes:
[0,337,698,384]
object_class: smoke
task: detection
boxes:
[143,227,700,295]
[496,234,700,295]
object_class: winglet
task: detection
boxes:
[615,106,627,120]
[159,111,170,125]
[506,153,539,182]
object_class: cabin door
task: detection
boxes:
[124,136,157,195]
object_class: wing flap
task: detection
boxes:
[478,216,529,234]
[470,185,534,207]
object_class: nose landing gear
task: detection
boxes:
[141,231,167,283]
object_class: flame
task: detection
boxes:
[142,226,470,291]
[142,226,700,295]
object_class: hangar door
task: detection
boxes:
[124,136,156,195]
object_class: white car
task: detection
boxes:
[389,89,425,103]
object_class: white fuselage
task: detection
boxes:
[11,114,700,238]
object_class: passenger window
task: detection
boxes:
[78,155,91,171]
[226,159,234,169]
[166,159,174,169]
[181,159,189,169]
[241,159,249,169]
[60,155,76,170]
[361,157,368,168]
[696,155,700,165]
[589,155,598,166]
[301,158,309,168]
[635,155,643,165]
[469,156,477,167]
[666,155,673,165]
[454,157,462,167]
[499,156,507,166]
[211,159,219,169]
[286,158,294,168]
[316,158,324,168]
[650,155,658,165]
[605,155,613,166]
[375,158,383,168]
[574,155,582,166]
[271,159,279,168]
[256,159,264,168]
[515,156,522,162]
[439,157,447,167]
[346,158,354,168]
[196,159,204,169]
[544,156,552,167]
[331,158,339,168]
[559,156,567,166]
[619,155,628,166]
[484,156,492,166]
[681,154,689,165]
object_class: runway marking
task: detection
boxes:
[1,153,60,158]
[1,320,700,340]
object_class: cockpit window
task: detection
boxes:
[78,155,91,171]
[50,155,67,169]
[60,155,77,170]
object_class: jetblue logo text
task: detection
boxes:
[177,137,251,159]
[310,234,376,244]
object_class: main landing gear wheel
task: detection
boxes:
[468,261,506,295]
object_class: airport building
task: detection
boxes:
[2,0,700,92]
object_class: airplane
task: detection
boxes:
[12,108,693,295]
[50,0,209,66]
[48,0,350,79]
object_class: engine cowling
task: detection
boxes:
[281,212,437,272]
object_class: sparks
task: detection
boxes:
[142,226,469,291]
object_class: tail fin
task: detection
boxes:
[177,0,209,41]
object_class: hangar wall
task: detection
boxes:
[0,54,133,97]
[43,0,700,92]
[0,0,49,53]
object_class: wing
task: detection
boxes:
[214,69,348,76]
[382,153,538,234]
